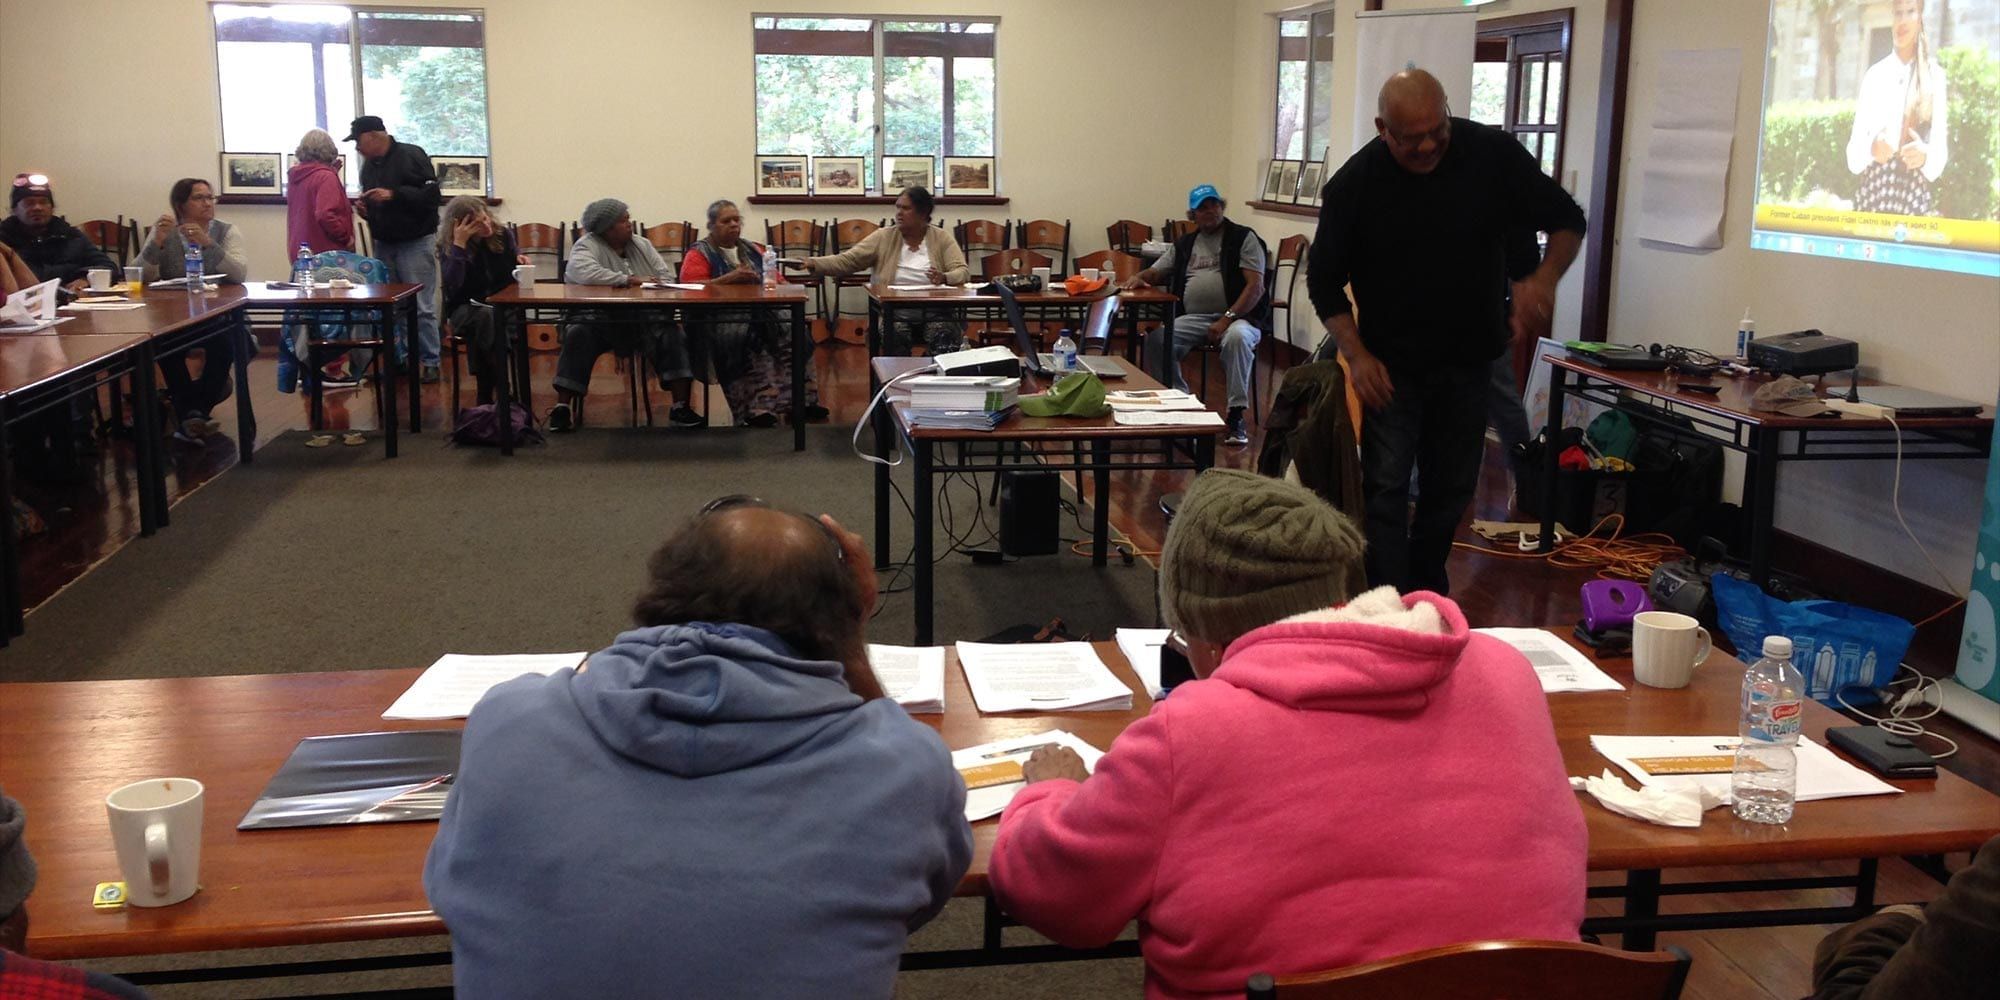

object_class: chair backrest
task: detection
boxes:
[309,250,390,284]
[642,221,693,278]
[956,218,1009,252]
[78,218,128,266]
[1245,940,1692,1000]
[511,222,567,279]
[980,248,1052,279]
[833,218,882,253]
[1164,218,1198,241]
[1106,219,1153,254]
[1075,249,1142,285]
[765,219,824,256]
[1272,234,1310,310]
[1079,293,1120,353]
[1015,218,1070,273]
[354,215,374,259]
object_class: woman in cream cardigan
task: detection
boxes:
[803,186,969,355]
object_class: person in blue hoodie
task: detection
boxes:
[424,500,972,999]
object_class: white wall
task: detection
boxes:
[0,0,1235,282]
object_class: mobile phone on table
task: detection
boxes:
[1826,725,1937,778]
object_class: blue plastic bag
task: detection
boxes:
[1710,573,1912,705]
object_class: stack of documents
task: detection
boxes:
[381,652,588,720]
[1112,410,1225,428]
[953,729,1108,821]
[148,275,224,290]
[1115,627,1173,698]
[904,374,1019,430]
[868,644,946,713]
[0,278,63,331]
[640,281,705,290]
[1107,389,1205,411]
[955,641,1133,712]
[1474,627,1625,693]
[1589,734,1901,803]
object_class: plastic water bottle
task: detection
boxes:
[1052,328,1079,373]
[1733,635,1806,824]
[1735,308,1755,360]
[762,253,778,290]
[183,238,204,292]
[293,244,314,289]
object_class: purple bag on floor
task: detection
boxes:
[450,403,543,447]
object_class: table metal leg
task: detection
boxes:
[868,299,882,358]
[1538,365,1568,552]
[133,342,168,533]
[874,375,892,571]
[1196,434,1215,473]
[1093,439,1111,567]
[1622,869,1661,951]
[495,304,515,457]
[232,313,256,465]
[1,399,19,640]
[406,297,422,434]
[383,306,400,459]
[914,441,934,645]
[1747,429,1780,588]
[792,301,807,452]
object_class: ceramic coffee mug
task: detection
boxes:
[512,264,537,285]
[1632,611,1712,689]
[1079,267,1100,283]
[87,268,112,290]
[105,777,204,907]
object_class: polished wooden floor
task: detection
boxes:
[9,321,1992,1000]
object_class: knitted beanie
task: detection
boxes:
[10,175,52,208]
[0,785,34,918]
[580,198,628,236]
[1159,468,1366,646]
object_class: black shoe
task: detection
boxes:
[803,404,830,421]
[1224,410,1249,447]
[745,412,779,428]
[668,405,705,429]
[420,364,441,384]
[547,402,575,432]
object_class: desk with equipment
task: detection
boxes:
[237,282,425,457]
[865,282,1177,369]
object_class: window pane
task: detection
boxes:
[1519,59,1545,126]
[1540,134,1558,175]
[1471,61,1508,125]
[1276,59,1307,159]
[1545,60,1563,126]
[755,53,876,160]
[356,11,489,156]
[1280,18,1307,37]
[884,54,944,167]
[953,57,995,156]
[217,41,322,153]
[773,18,870,31]
[1304,11,1336,162]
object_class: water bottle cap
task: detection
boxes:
[1762,636,1793,658]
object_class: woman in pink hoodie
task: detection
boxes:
[286,129,353,255]
[989,468,1587,1000]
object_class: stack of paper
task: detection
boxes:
[1115,628,1173,697]
[0,279,62,331]
[1112,410,1225,428]
[1474,627,1625,693]
[905,375,1019,411]
[868,644,946,714]
[381,652,588,720]
[1107,390,1205,411]
[952,729,1108,821]
[955,641,1133,712]
[641,281,706,290]
[148,275,224,289]
[1589,734,1901,803]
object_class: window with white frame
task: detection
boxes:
[212,3,491,192]
[753,16,997,192]
[1273,7,1335,163]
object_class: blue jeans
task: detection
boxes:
[1360,365,1488,595]
[374,237,440,366]
[1147,313,1259,410]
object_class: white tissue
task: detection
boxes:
[1570,769,1727,828]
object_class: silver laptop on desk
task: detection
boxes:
[1029,295,1129,378]
[1850,387,1984,417]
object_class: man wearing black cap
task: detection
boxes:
[1,173,117,294]
[346,116,444,382]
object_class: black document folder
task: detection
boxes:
[238,730,462,830]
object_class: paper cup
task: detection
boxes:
[1632,611,1711,689]
[1079,268,1100,283]
[106,778,204,907]
[1031,266,1051,288]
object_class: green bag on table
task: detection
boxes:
[1018,371,1110,418]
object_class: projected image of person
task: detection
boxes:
[1847,0,1949,215]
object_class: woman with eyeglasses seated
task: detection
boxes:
[133,178,249,442]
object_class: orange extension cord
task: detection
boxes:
[1453,513,1689,583]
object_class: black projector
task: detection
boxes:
[1747,329,1860,376]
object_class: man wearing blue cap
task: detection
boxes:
[1123,184,1269,446]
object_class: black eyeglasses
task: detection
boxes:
[700,494,846,563]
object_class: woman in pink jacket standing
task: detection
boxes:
[279,128,355,391]
[989,469,1587,1000]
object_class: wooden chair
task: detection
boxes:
[1164,218,1198,241]
[640,221,694,280]
[955,218,1010,275]
[1015,218,1070,275]
[764,218,828,329]
[824,218,883,342]
[354,216,374,259]
[78,218,129,267]
[1189,261,1278,424]
[1074,249,1142,286]
[1106,219,1153,256]
[510,222,568,280]
[1270,234,1310,346]
[1244,939,1692,1000]
[979,248,1052,278]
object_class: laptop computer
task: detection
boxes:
[1850,386,1985,417]
[994,286,1128,378]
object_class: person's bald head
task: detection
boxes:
[631,505,864,664]
[1375,69,1453,175]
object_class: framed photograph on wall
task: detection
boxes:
[1297,160,1324,207]
[219,152,282,195]
[1277,160,1303,204]
[1262,160,1287,202]
[943,157,995,197]
[755,155,808,196]
[883,155,936,194]
[434,156,489,197]
[812,156,865,195]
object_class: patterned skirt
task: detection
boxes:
[1856,161,1935,216]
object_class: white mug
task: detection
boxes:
[87,267,112,290]
[1632,611,1712,689]
[1031,266,1052,288]
[105,778,204,907]
[1079,267,1100,283]
[512,264,537,285]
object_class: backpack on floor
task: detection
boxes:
[450,403,543,447]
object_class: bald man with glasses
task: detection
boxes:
[1307,70,1586,596]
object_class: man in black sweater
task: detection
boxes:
[1308,70,1585,595]
[348,116,443,382]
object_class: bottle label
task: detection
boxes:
[1761,699,1803,739]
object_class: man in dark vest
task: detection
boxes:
[1124,183,1269,446]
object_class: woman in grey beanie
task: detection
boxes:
[548,198,701,431]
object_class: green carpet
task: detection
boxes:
[6,427,1159,682]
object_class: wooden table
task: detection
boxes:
[1538,355,1994,585]
[486,283,812,454]
[0,334,160,640]
[865,283,1178,372]
[5,639,1996,982]
[235,283,425,458]
[871,356,1221,644]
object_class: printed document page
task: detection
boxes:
[955,641,1133,712]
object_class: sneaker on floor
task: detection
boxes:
[668,405,705,429]
[546,402,576,433]
[420,364,441,384]
[745,412,779,428]
[318,367,362,388]
[1224,413,1249,447]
